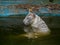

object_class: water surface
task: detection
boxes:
[0,16,60,45]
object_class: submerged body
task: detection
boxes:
[23,12,51,39]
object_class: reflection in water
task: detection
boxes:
[23,26,50,39]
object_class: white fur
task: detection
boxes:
[23,12,50,38]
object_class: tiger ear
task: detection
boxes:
[29,13,36,18]
[33,13,36,18]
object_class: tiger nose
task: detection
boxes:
[23,20,27,25]
[23,19,25,24]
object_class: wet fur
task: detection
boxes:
[23,12,50,39]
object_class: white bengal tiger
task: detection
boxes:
[23,12,51,39]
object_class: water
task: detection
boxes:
[0,16,60,45]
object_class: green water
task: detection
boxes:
[0,28,60,45]
[0,16,60,45]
